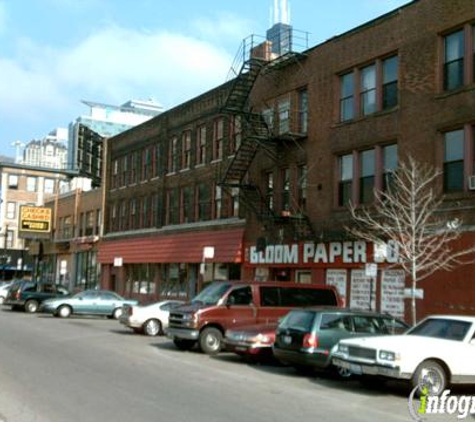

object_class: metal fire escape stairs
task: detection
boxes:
[220,35,315,241]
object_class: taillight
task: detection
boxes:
[14,291,20,300]
[303,334,318,348]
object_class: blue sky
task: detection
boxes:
[0,0,411,157]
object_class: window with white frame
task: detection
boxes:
[26,177,37,192]
[44,178,55,194]
[6,202,16,219]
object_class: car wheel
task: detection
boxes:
[143,319,162,336]
[112,308,123,320]
[25,300,39,313]
[334,365,353,379]
[58,305,72,318]
[199,327,223,355]
[412,360,447,396]
[173,338,196,351]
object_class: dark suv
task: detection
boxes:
[273,307,408,376]
[4,280,70,313]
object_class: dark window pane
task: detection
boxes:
[444,60,464,90]
[339,181,352,206]
[383,82,398,109]
[340,97,354,121]
[360,176,375,204]
[444,161,464,192]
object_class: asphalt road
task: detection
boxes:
[0,308,460,422]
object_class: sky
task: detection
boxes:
[0,0,412,158]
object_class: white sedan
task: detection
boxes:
[0,282,12,305]
[332,315,475,395]
[119,300,184,336]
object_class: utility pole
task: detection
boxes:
[2,224,8,281]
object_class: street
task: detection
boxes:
[0,309,456,422]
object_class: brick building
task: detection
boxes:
[97,82,245,300]
[98,0,475,320]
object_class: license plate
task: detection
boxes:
[350,363,362,375]
[236,346,247,352]
[283,335,292,345]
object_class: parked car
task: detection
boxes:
[4,280,70,313]
[40,290,138,319]
[273,307,408,377]
[224,323,278,358]
[0,282,12,305]
[120,300,184,336]
[332,315,475,395]
[168,281,341,355]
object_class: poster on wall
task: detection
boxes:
[326,269,347,306]
[380,269,405,318]
[350,269,377,311]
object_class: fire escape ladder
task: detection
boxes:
[286,213,315,241]
[238,184,275,226]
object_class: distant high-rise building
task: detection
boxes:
[68,99,164,173]
[22,127,68,169]
[267,0,292,56]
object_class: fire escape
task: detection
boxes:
[220,33,315,241]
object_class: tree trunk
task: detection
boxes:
[411,268,417,326]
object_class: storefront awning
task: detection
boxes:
[97,228,244,264]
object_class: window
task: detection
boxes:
[297,165,307,212]
[152,144,161,178]
[361,64,376,115]
[298,89,308,133]
[6,202,16,219]
[182,187,193,223]
[120,155,128,186]
[26,177,37,192]
[6,230,14,248]
[383,56,398,109]
[444,30,465,91]
[142,148,151,181]
[129,198,137,229]
[226,286,253,306]
[444,129,464,192]
[8,174,18,189]
[281,168,290,212]
[213,118,224,160]
[182,131,192,169]
[96,209,102,234]
[339,154,353,206]
[278,98,290,134]
[340,72,354,121]
[360,149,376,204]
[141,196,149,228]
[231,187,240,218]
[168,137,178,173]
[214,185,222,219]
[130,152,138,184]
[44,178,55,194]
[383,144,398,192]
[229,115,242,154]
[262,108,274,133]
[86,211,94,236]
[197,184,211,221]
[320,314,352,331]
[197,124,207,165]
[111,159,119,188]
[265,172,274,210]
[167,189,179,225]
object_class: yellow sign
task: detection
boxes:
[19,206,52,233]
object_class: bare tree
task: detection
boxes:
[347,156,475,324]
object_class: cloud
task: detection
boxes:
[192,13,254,42]
[0,22,235,140]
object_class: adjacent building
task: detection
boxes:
[74,0,475,321]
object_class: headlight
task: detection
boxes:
[379,350,399,361]
[338,344,349,354]
[182,313,197,321]
[256,334,272,344]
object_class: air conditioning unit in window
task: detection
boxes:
[468,175,475,190]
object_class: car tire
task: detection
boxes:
[58,305,72,318]
[173,338,196,351]
[333,365,353,379]
[412,360,448,396]
[25,300,39,313]
[199,327,223,355]
[143,319,162,336]
[112,308,123,320]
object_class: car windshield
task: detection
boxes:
[407,318,471,341]
[191,282,232,306]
